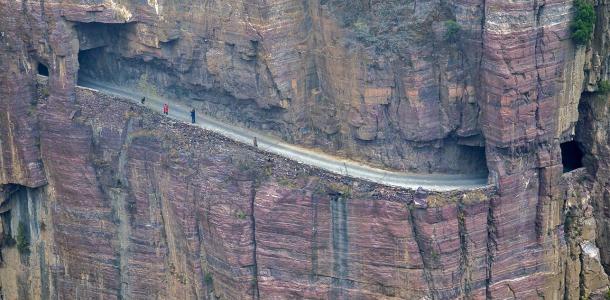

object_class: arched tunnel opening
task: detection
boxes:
[37,62,49,76]
[560,140,584,172]
[77,47,107,84]
[74,22,133,86]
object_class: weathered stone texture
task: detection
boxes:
[578,91,610,296]
[0,5,46,187]
[43,0,491,174]
[0,86,499,299]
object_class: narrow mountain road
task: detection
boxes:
[77,79,489,191]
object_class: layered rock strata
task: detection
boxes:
[0,84,501,299]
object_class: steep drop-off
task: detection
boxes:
[0,84,501,299]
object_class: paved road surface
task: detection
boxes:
[77,79,489,191]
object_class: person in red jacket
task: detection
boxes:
[163,103,169,115]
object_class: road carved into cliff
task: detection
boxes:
[76,79,489,191]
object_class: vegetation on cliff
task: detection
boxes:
[571,0,596,45]
[327,0,412,54]
[327,0,462,59]
[598,80,610,94]
[16,222,29,254]
[444,20,461,42]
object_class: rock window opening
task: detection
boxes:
[37,63,49,76]
[561,141,584,172]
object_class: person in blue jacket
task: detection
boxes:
[191,108,196,123]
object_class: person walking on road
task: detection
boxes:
[163,103,169,115]
[141,97,146,105]
[190,108,196,123]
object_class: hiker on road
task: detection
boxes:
[163,103,169,115]
[191,108,196,123]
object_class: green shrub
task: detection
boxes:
[571,0,596,45]
[204,272,213,285]
[598,80,610,94]
[235,210,247,220]
[16,222,29,254]
[430,248,440,264]
[327,182,352,199]
[277,178,299,189]
[605,288,610,300]
[334,1,411,55]
[445,20,461,42]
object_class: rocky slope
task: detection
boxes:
[1,0,610,299]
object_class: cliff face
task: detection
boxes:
[0,85,500,299]
[57,0,490,174]
[0,0,585,175]
[577,91,610,295]
[1,0,610,299]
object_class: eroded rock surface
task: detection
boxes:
[0,85,500,299]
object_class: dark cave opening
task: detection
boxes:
[459,145,489,175]
[560,141,584,172]
[75,22,133,85]
[37,63,49,76]
[77,47,106,84]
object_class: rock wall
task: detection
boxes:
[1,0,610,299]
[0,75,602,300]
[577,91,610,293]
[0,84,501,299]
[68,0,489,174]
[476,0,575,297]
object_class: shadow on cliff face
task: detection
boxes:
[561,141,584,172]
[74,22,134,84]
[459,145,488,176]
[78,46,113,84]
[70,20,491,177]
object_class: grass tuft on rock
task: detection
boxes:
[16,222,30,255]
[204,272,213,285]
[445,20,461,42]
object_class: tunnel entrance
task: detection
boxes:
[77,47,107,83]
[460,145,488,175]
[75,22,133,85]
[37,63,49,76]
[561,141,583,172]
